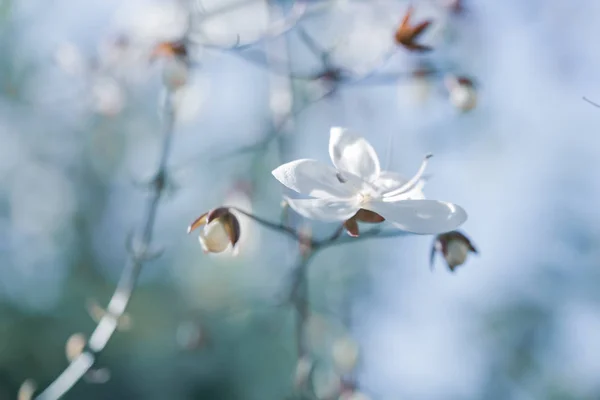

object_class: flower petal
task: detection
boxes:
[285,196,359,222]
[272,159,358,198]
[364,199,467,234]
[329,127,381,181]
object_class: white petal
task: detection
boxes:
[272,159,358,199]
[364,199,467,234]
[329,127,381,181]
[199,220,231,253]
[285,196,359,222]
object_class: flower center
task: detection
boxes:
[358,191,373,205]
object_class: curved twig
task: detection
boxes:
[34,82,178,400]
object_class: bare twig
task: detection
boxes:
[583,96,600,108]
[228,206,305,242]
[34,79,178,400]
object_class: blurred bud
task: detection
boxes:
[151,41,187,60]
[332,336,360,373]
[339,391,372,400]
[98,35,133,71]
[91,77,125,116]
[18,380,36,400]
[294,356,314,389]
[442,0,466,14]
[430,230,478,271]
[409,67,433,104]
[343,209,385,237]
[84,368,111,384]
[445,75,477,112]
[66,333,87,362]
[312,366,341,400]
[188,208,241,254]
[53,42,86,75]
[151,41,189,90]
[176,319,207,351]
[394,7,433,52]
[163,57,189,90]
[87,299,132,331]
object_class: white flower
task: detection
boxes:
[272,127,467,234]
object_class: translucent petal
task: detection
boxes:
[272,159,358,199]
[285,196,359,222]
[365,199,467,234]
[329,127,381,181]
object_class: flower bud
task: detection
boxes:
[332,336,360,373]
[18,379,36,400]
[445,75,477,112]
[431,230,478,271]
[151,41,190,90]
[66,333,87,362]
[188,208,241,254]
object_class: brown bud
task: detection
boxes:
[430,230,478,271]
[188,208,241,254]
[394,7,433,52]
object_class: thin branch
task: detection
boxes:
[288,254,314,358]
[583,96,600,108]
[228,206,306,242]
[34,84,178,400]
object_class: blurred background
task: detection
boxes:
[1,0,600,399]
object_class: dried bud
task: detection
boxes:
[394,7,433,52]
[188,208,241,254]
[343,209,385,237]
[294,356,314,389]
[430,230,478,271]
[445,75,477,112]
[332,336,360,373]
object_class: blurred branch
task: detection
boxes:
[34,79,179,400]
[187,0,309,49]
[583,96,600,108]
